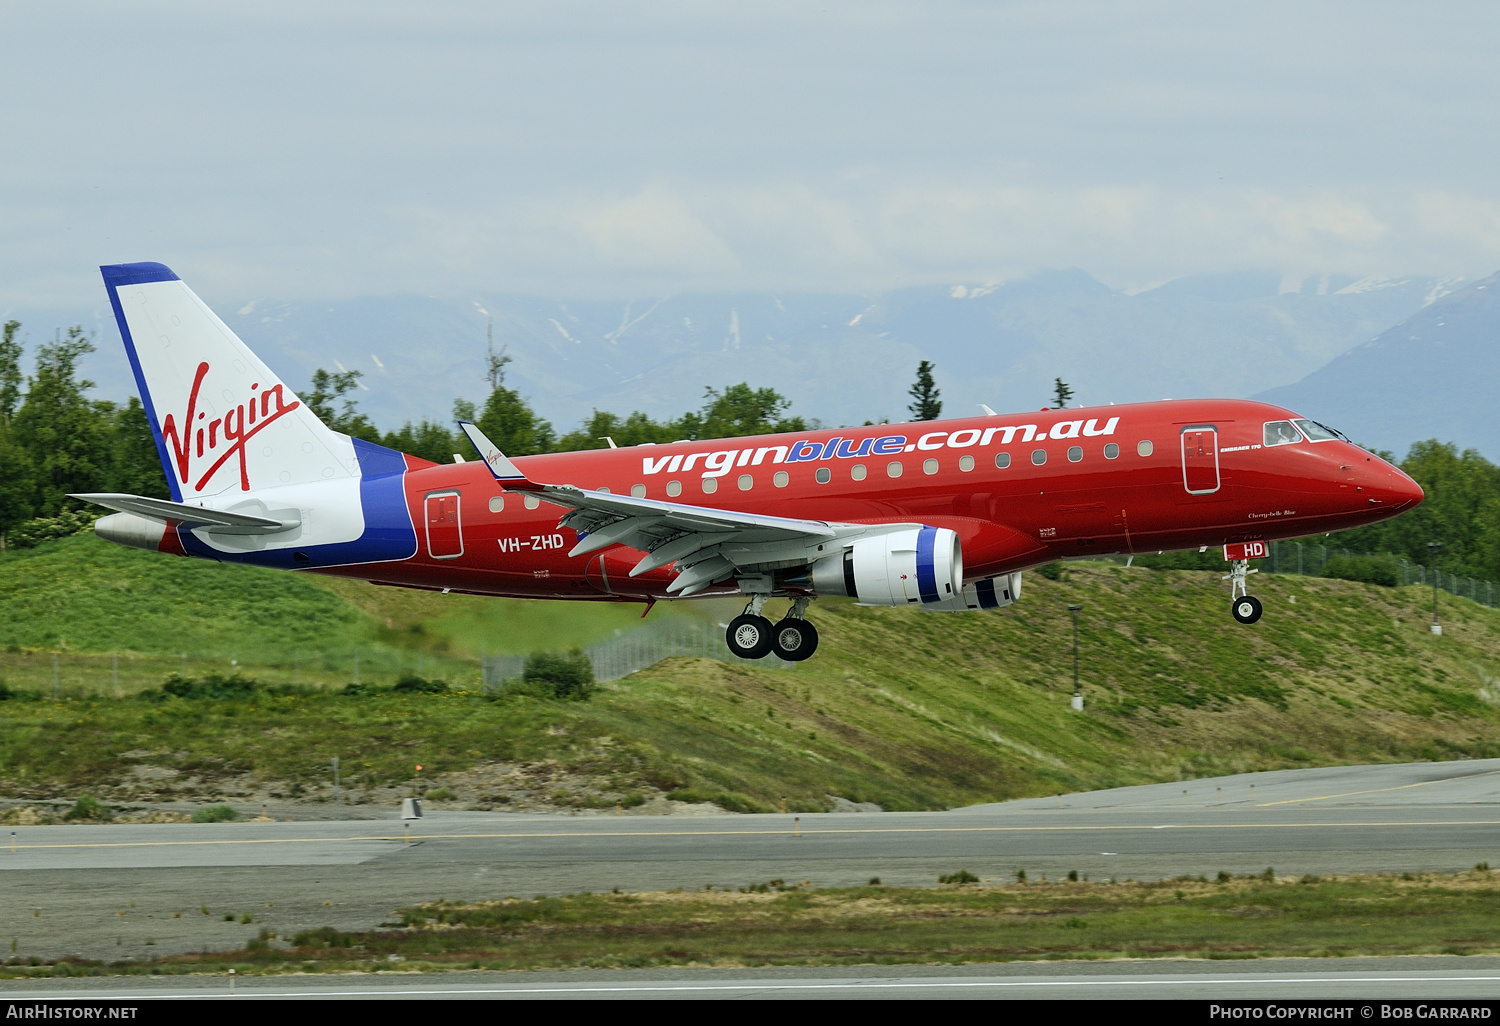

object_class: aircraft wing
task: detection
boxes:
[458,422,895,596]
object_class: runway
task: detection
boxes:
[4,759,1500,965]
[7,958,1500,1000]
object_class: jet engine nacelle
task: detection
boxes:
[810,526,963,607]
[919,572,1023,613]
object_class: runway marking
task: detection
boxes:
[1257,768,1500,806]
[8,819,1500,853]
[7,974,1500,999]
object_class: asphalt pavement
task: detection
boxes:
[4,759,1500,969]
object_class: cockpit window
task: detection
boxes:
[1263,421,1301,447]
[1293,418,1342,442]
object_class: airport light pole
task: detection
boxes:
[1068,604,1084,710]
[1428,541,1443,634]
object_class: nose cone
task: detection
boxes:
[1358,458,1424,511]
[1389,466,1425,509]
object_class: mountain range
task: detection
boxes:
[4,268,1486,457]
[1256,271,1500,459]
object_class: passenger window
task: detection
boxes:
[1103,443,1119,459]
[598,486,611,493]
[995,452,1011,469]
[815,467,831,484]
[1137,440,1154,457]
[630,484,646,498]
[701,477,718,494]
[851,464,867,481]
[887,461,903,478]
[488,495,505,513]
[923,458,939,475]
[1264,421,1301,446]
[958,455,974,472]
[1031,449,1047,466]
[773,471,789,487]
[666,480,682,497]
[1067,446,1083,463]
[738,474,753,491]
[524,494,540,510]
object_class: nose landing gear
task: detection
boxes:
[1224,559,1263,624]
[725,595,820,660]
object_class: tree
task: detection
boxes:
[0,320,31,550]
[476,385,554,457]
[11,327,113,516]
[110,397,170,498]
[485,318,511,391]
[0,320,22,423]
[1330,440,1500,582]
[908,361,942,421]
[552,385,805,452]
[382,420,458,466]
[304,368,380,443]
[0,423,34,550]
[1052,378,1074,409]
[696,383,805,439]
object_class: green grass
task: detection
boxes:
[10,871,1500,976]
[0,535,699,693]
[2,538,1500,809]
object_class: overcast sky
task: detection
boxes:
[4,0,1500,310]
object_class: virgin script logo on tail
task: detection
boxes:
[160,362,300,491]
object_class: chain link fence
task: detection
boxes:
[1261,540,1497,608]
[1108,542,1497,609]
[482,615,791,690]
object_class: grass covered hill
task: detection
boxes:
[0,536,1499,812]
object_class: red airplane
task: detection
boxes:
[79,263,1424,662]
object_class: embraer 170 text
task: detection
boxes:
[77,263,1425,662]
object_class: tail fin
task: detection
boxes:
[101,262,358,501]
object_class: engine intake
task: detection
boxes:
[810,526,963,607]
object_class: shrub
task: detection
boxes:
[1322,552,1400,587]
[292,926,353,948]
[191,804,238,823]
[341,682,374,696]
[392,673,448,694]
[9,510,100,549]
[162,672,259,700]
[938,869,979,885]
[63,795,107,822]
[522,650,594,700]
[1035,562,1065,580]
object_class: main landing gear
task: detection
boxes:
[1224,559,1263,624]
[726,596,819,661]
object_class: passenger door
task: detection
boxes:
[1180,426,1220,495]
[424,491,463,559]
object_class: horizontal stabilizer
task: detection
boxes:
[71,493,299,534]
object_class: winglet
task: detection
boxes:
[458,421,534,486]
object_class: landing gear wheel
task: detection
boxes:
[726,614,775,659]
[772,618,819,661]
[1231,595,1263,625]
